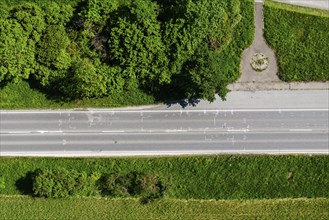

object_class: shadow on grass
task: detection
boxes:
[27,75,72,104]
[15,171,35,196]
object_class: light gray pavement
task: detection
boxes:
[1,109,328,156]
[228,81,329,91]
[1,90,328,156]
[150,90,329,110]
[239,0,279,83]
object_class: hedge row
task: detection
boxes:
[31,168,165,202]
[264,1,329,81]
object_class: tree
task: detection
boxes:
[35,25,71,87]
[0,19,35,83]
[0,2,9,19]
[179,43,229,102]
[61,58,107,98]
[108,0,170,90]
[37,25,71,68]
[0,3,47,84]
[162,0,241,76]
[10,3,46,42]
[82,0,119,26]
[40,1,73,25]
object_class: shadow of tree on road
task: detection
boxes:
[165,98,201,108]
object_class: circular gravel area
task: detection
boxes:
[250,53,269,72]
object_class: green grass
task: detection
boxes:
[0,196,328,220]
[264,0,329,82]
[1,155,328,200]
[216,0,254,83]
[0,80,156,109]
[265,0,329,17]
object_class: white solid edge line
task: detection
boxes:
[8,131,30,134]
[101,131,124,133]
[289,129,313,132]
[7,131,63,134]
[1,150,329,157]
[1,108,328,114]
[2,130,328,135]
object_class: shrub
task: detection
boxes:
[32,168,100,198]
[99,172,166,201]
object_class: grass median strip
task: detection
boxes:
[1,155,328,200]
[0,196,328,220]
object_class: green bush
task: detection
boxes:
[99,172,166,201]
[264,1,329,81]
[32,168,100,198]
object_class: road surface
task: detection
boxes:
[1,108,328,156]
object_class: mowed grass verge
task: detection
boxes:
[0,80,157,109]
[264,0,329,82]
[1,196,328,220]
[1,155,328,200]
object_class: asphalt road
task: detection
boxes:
[1,108,328,156]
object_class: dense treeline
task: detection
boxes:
[0,0,253,102]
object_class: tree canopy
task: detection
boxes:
[0,0,252,102]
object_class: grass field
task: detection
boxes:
[1,155,328,200]
[1,196,328,220]
[264,0,329,82]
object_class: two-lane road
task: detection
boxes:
[1,109,328,156]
